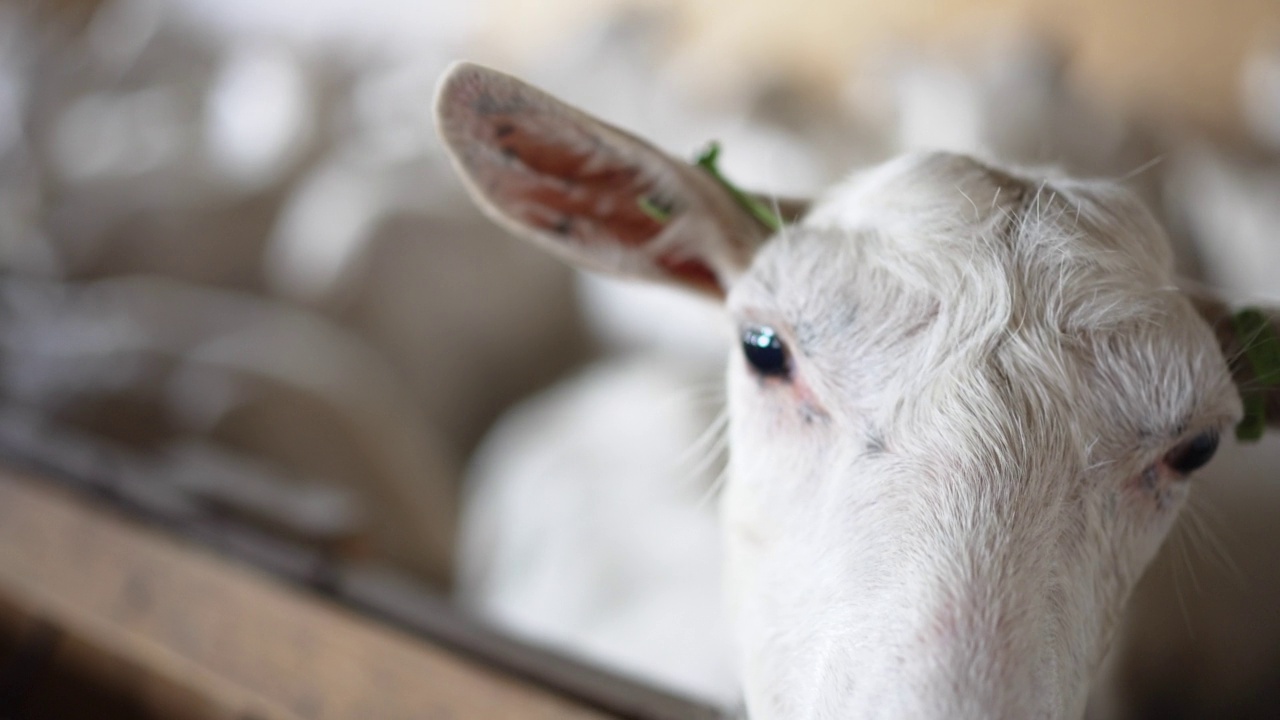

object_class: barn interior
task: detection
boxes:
[1,1,1279,718]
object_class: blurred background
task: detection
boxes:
[2,0,1280,717]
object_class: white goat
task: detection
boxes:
[0,275,458,582]
[459,355,737,702]
[436,63,1278,718]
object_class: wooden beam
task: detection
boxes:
[0,471,611,720]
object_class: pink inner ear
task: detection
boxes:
[445,75,672,248]
[496,120,668,247]
[488,120,722,294]
[440,68,724,296]
[656,253,721,295]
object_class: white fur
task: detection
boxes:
[718,153,1239,718]
[441,59,1248,715]
[460,356,737,703]
[460,150,1243,718]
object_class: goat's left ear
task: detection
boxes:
[435,62,802,298]
[1190,293,1280,440]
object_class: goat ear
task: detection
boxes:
[1189,293,1280,439]
[434,62,793,297]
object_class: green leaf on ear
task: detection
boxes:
[637,195,673,224]
[693,142,783,232]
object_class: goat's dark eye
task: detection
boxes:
[1165,430,1220,475]
[742,326,790,378]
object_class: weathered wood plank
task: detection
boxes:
[0,471,611,720]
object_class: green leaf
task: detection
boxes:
[693,142,782,232]
[637,195,673,223]
[1232,308,1280,442]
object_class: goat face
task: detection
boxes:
[719,153,1238,718]
[435,63,1269,719]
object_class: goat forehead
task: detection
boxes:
[733,153,1237,438]
[744,153,1179,332]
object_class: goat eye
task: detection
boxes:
[742,326,790,379]
[1165,430,1220,475]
